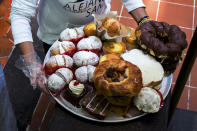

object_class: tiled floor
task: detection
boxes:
[0,0,196,111]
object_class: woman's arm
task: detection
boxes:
[10,0,38,57]
[121,0,148,23]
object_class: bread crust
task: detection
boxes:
[102,42,126,55]
[94,59,142,97]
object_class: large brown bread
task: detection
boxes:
[94,59,142,97]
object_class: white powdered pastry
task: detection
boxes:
[75,66,88,83]
[75,65,96,83]
[48,68,73,92]
[55,68,73,84]
[60,28,77,41]
[121,49,164,87]
[73,51,99,67]
[60,27,85,41]
[77,36,102,50]
[87,65,96,82]
[74,27,85,38]
[54,55,73,68]
[134,87,161,113]
[52,41,75,54]
[69,80,85,95]
[48,73,66,92]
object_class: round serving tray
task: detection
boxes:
[44,41,173,123]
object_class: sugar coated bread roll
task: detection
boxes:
[45,55,73,69]
[50,41,76,56]
[48,68,73,93]
[75,65,96,83]
[73,51,99,67]
[77,36,102,50]
[60,27,85,41]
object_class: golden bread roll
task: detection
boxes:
[102,41,126,55]
[84,22,97,36]
[99,54,120,64]
[100,17,121,37]
[94,59,142,106]
[125,29,138,50]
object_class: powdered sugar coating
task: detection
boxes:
[51,41,75,54]
[75,65,96,83]
[48,74,66,92]
[75,27,85,38]
[54,55,73,68]
[60,28,77,41]
[56,68,73,84]
[77,36,102,50]
[48,68,73,93]
[73,51,99,67]
[134,87,161,113]
[87,65,96,82]
[75,66,88,83]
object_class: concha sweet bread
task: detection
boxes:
[136,21,188,73]
[102,41,126,55]
[45,55,73,74]
[73,51,99,67]
[50,41,76,56]
[77,36,102,50]
[99,54,120,64]
[84,22,97,36]
[48,68,73,94]
[94,59,142,106]
[121,49,164,88]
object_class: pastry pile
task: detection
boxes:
[44,14,187,119]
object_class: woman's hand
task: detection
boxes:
[16,42,49,94]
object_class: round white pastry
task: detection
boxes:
[73,51,99,67]
[75,66,88,83]
[55,68,73,84]
[53,55,73,68]
[77,36,102,50]
[48,73,66,92]
[75,65,96,83]
[69,80,85,95]
[51,40,75,54]
[48,68,73,92]
[134,87,161,113]
[75,27,85,38]
[121,49,164,87]
[60,28,78,41]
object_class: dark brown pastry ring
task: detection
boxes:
[136,21,188,73]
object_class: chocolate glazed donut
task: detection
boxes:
[136,21,188,74]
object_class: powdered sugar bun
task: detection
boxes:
[60,28,77,41]
[75,65,96,83]
[75,66,88,83]
[73,51,99,67]
[77,36,102,50]
[48,68,73,92]
[51,41,76,56]
[54,55,73,68]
